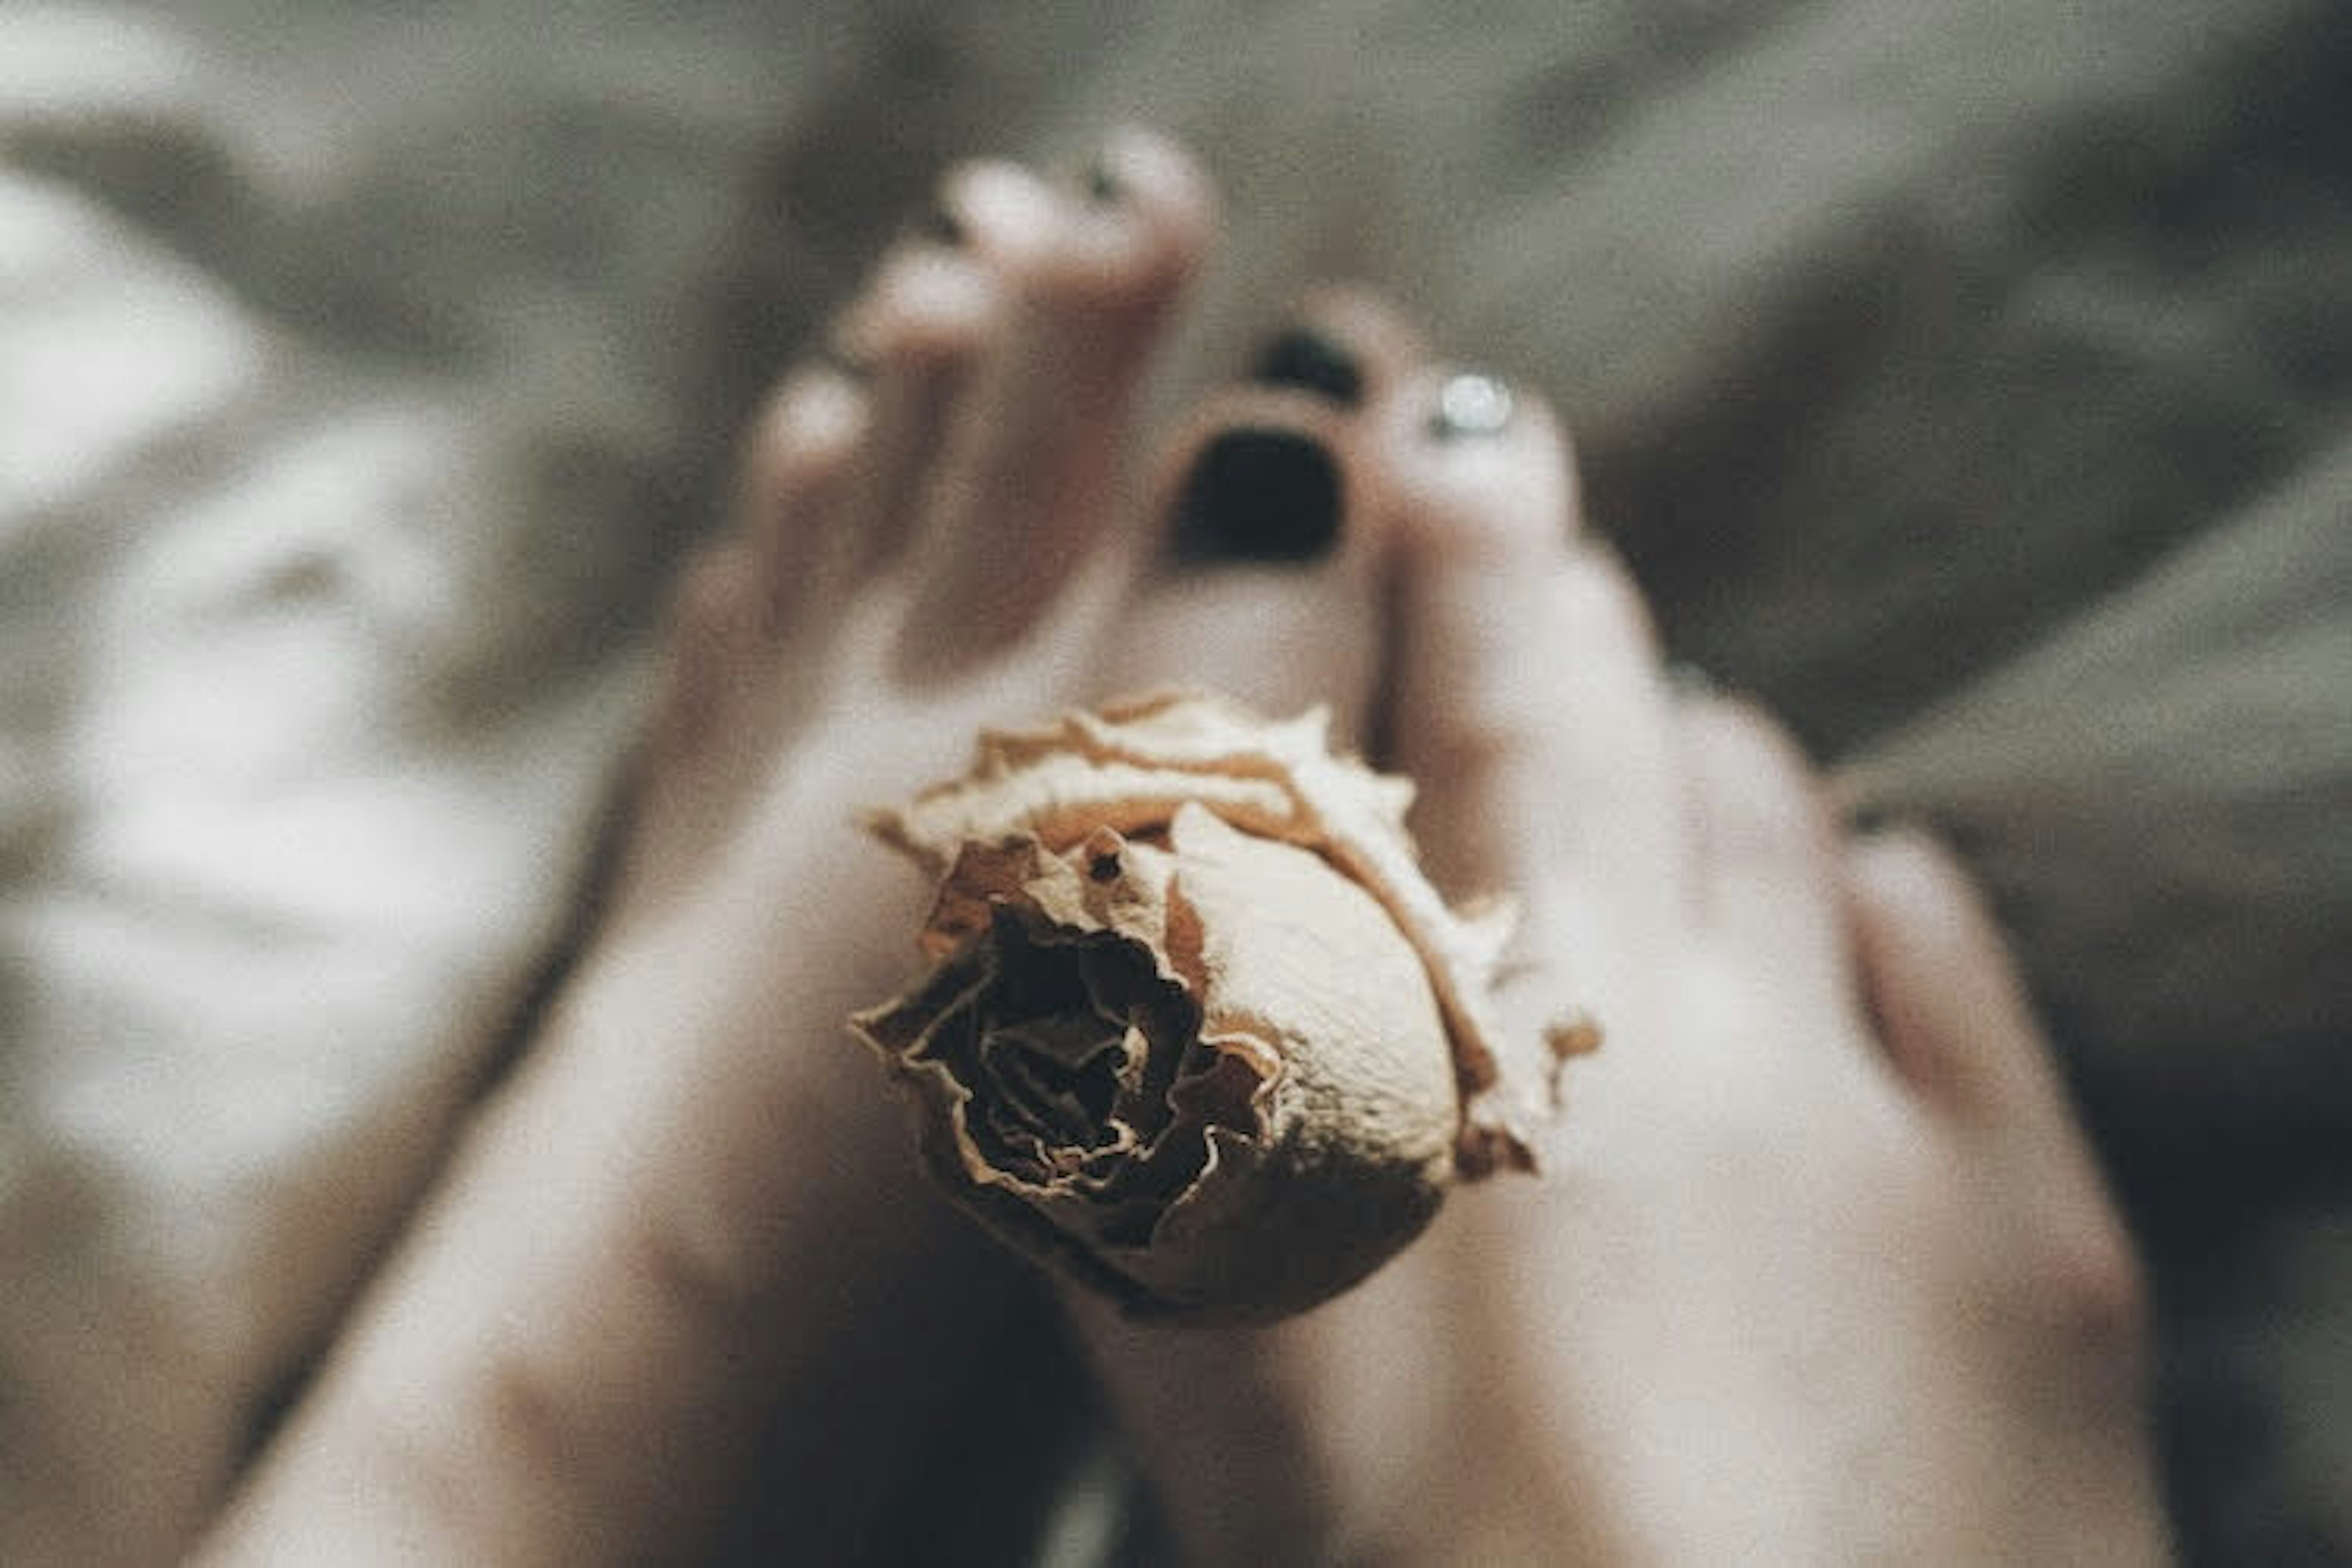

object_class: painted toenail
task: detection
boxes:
[1427,372,1515,439]
[1084,156,1126,205]
[917,201,967,247]
[1665,661,1720,698]
[1251,328,1365,406]
[1170,429,1344,564]
[818,339,875,381]
[1845,802,1904,837]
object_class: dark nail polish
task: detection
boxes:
[1846,802,1901,837]
[1251,327,1365,407]
[1170,429,1344,564]
[1084,156,1126,205]
[917,201,966,247]
[1664,662,1719,699]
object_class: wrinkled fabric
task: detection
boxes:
[4,2,2347,1561]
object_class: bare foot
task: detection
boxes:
[196,136,1460,1565]
[1075,344,2173,1564]
[200,128,1225,1563]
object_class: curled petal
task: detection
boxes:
[853,693,1594,1321]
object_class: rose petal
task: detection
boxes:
[853,693,1593,1321]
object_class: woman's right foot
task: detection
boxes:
[1076,342,2173,1565]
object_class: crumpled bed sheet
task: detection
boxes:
[3,2,2346,1562]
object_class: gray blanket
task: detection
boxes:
[4,2,2345,1560]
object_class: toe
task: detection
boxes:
[1679,694,1849,1008]
[820,212,1004,588]
[1842,826,2076,1137]
[1050,125,1219,308]
[1843,827,2150,1353]
[894,129,1217,675]
[651,540,763,751]
[1101,289,1436,744]
[1379,372,1682,1020]
[1106,403,1379,733]
[731,364,865,639]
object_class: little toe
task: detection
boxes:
[1379,372,1683,1011]
[1842,827,2150,1344]
[1842,826,2077,1136]
[894,128,1218,676]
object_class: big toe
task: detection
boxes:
[1102,288,1430,744]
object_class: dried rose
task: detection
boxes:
[851,693,1595,1324]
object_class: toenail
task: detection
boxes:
[916,201,967,247]
[1251,328,1365,406]
[1084,156,1126,205]
[1845,801,1904,837]
[817,339,875,381]
[1170,428,1344,564]
[1427,372,1515,439]
[1665,661,1720,699]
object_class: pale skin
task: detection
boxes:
[196,130,2171,1564]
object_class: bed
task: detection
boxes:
[4,2,2346,1559]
